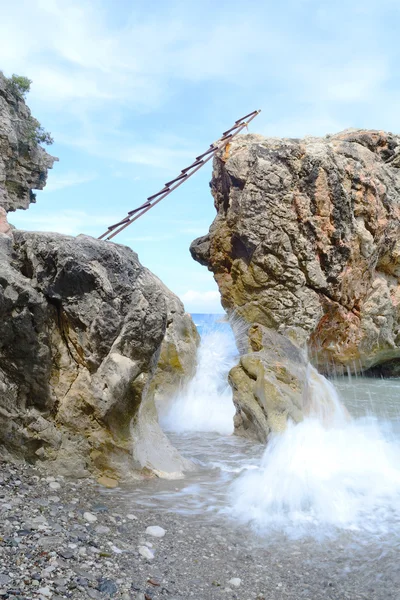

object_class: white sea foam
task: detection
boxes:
[161,323,400,538]
[161,325,236,434]
[228,368,400,538]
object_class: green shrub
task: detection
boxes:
[6,73,54,147]
[9,74,32,98]
[26,117,54,146]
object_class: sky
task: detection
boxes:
[1,0,400,313]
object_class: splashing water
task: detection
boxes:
[228,365,400,538]
[159,322,400,539]
[161,319,236,434]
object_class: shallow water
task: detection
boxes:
[159,326,236,435]
[336,376,400,427]
[102,323,400,597]
[117,321,400,541]
[105,431,263,516]
[111,380,400,532]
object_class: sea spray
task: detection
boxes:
[227,367,400,538]
[303,363,349,424]
[160,319,236,434]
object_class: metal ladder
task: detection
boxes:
[98,109,261,241]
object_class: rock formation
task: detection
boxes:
[0,231,198,480]
[0,71,199,480]
[191,129,400,439]
[150,276,199,405]
[0,207,12,237]
[0,72,57,211]
[229,324,305,442]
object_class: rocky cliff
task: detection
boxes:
[0,230,198,480]
[191,129,400,438]
[0,73,56,211]
[0,72,199,480]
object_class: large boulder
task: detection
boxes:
[0,230,198,480]
[229,324,305,442]
[150,276,200,405]
[191,129,400,440]
[229,323,345,442]
[191,130,400,376]
[0,72,199,479]
[0,73,56,211]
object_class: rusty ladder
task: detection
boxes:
[98,109,261,241]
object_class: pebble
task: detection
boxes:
[53,578,68,587]
[58,549,74,559]
[145,525,166,538]
[95,525,110,534]
[97,476,118,489]
[0,458,391,600]
[49,481,61,490]
[83,511,97,523]
[98,578,118,595]
[138,545,155,560]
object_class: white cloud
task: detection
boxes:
[1,1,386,110]
[0,0,396,171]
[58,131,198,171]
[263,113,347,139]
[1,0,398,179]
[293,58,389,105]
[44,171,97,193]
[126,234,176,243]
[180,290,223,314]
[11,209,113,236]
[179,227,207,236]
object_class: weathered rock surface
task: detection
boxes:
[191,130,400,375]
[229,324,305,442]
[0,206,12,237]
[0,230,197,479]
[0,72,56,211]
[151,276,199,405]
[230,323,346,442]
[191,129,400,439]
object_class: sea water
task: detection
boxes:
[160,314,236,435]
[96,314,400,600]
[112,315,400,545]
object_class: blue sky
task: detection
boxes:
[1,0,399,312]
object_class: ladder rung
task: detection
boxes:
[181,159,204,174]
[147,187,170,201]
[165,173,187,187]
[128,202,151,215]
[196,147,217,160]
[222,123,242,136]
[235,110,258,124]
[108,216,130,229]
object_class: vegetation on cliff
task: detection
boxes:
[6,73,54,146]
[0,71,57,211]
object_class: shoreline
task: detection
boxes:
[0,459,398,600]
